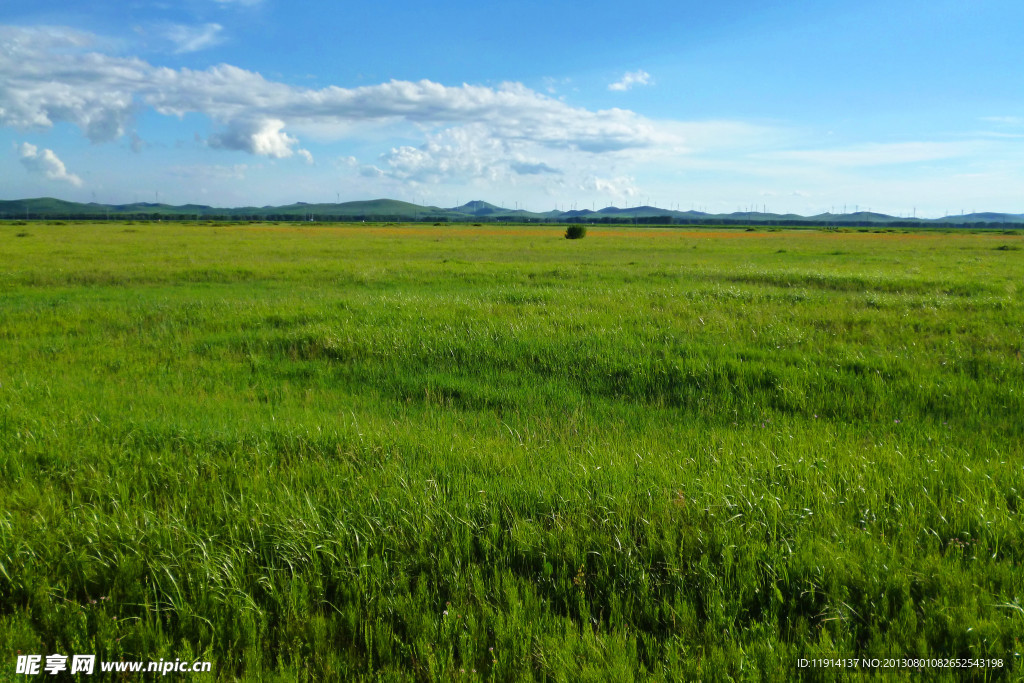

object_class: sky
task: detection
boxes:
[2,0,1023,216]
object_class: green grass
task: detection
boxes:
[1,222,1022,680]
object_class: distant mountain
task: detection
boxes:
[932,212,1024,224]
[267,199,431,218]
[449,200,507,216]
[595,205,680,218]
[841,211,896,223]
[806,211,904,224]
[2,197,1022,226]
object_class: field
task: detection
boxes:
[1,221,1022,680]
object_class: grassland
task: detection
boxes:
[1,221,1022,680]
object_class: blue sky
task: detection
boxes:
[3,0,1023,215]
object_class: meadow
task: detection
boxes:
[0,221,1021,680]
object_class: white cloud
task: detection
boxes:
[608,70,652,92]
[0,26,678,160]
[368,124,573,185]
[376,125,506,183]
[5,25,831,205]
[0,27,142,142]
[578,175,639,199]
[208,118,301,158]
[18,142,83,186]
[359,165,385,178]
[164,23,224,54]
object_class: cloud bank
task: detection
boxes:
[0,25,677,173]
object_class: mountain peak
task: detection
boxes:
[451,200,507,216]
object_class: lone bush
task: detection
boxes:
[565,225,587,240]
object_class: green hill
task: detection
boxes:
[449,200,508,216]
[2,197,1022,226]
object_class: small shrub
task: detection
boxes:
[994,244,1020,251]
[564,225,587,240]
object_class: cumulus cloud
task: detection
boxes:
[18,142,83,186]
[0,27,141,142]
[209,118,301,157]
[376,125,507,183]
[608,70,652,92]
[0,26,679,161]
[369,124,572,184]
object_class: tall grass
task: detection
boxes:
[1,222,1022,679]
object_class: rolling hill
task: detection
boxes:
[2,197,1022,226]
